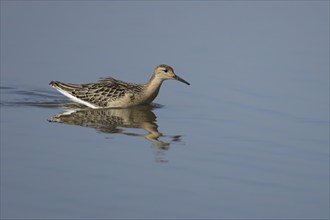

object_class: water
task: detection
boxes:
[1,1,329,219]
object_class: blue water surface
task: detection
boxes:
[1,1,329,219]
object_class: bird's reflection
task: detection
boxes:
[48,104,182,150]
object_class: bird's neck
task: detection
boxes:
[143,74,164,101]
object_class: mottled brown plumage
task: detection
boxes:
[49,64,189,108]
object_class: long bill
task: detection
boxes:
[174,75,190,85]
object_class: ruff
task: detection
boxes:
[49,64,189,108]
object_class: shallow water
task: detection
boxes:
[1,1,329,219]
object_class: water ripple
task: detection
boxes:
[0,85,70,108]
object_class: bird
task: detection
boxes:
[49,64,190,108]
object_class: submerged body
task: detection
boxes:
[49,64,189,108]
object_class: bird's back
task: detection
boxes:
[49,78,144,108]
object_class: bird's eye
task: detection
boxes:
[163,69,168,73]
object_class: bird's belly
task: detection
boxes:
[105,93,153,108]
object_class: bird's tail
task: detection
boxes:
[49,81,82,92]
